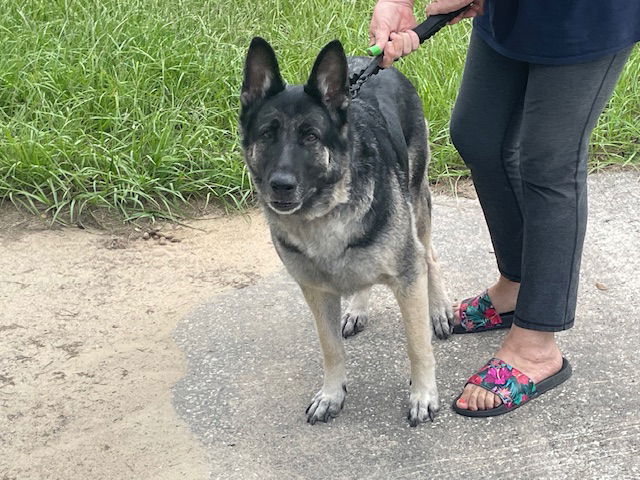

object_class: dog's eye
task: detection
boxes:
[303,132,318,144]
[259,121,279,141]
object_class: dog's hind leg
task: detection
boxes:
[426,244,455,339]
[418,204,455,339]
[341,287,371,338]
[392,269,440,426]
[300,285,347,424]
[408,121,454,340]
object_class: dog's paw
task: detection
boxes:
[341,312,367,338]
[306,386,347,425]
[430,301,455,340]
[407,387,440,427]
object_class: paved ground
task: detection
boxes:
[173,172,640,479]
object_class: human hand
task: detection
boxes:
[369,1,420,68]
[425,0,485,25]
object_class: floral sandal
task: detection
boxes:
[452,357,572,417]
[452,290,514,334]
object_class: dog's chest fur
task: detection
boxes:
[267,194,419,294]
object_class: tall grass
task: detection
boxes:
[0,0,638,223]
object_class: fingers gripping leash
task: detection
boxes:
[349,3,473,98]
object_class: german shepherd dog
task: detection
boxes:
[239,38,454,426]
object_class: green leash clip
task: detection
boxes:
[366,45,383,57]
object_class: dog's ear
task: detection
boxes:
[241,37,285,108]
[305,40,349,115]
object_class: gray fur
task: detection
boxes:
[240,38,453,426]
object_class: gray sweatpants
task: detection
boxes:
[450,30,634,332]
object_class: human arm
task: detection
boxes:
[369,0,485,68]
[426,0,484,25]
[369,1,420,68]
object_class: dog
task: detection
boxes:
[239,37,454,426]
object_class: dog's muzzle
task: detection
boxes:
[268,171,301,214]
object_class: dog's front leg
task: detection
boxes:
[300,285,347,424]
[392,269,440,426]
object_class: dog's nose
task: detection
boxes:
[269,172,297,193]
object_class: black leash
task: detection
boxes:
[349,3,473,98]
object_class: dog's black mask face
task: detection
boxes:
[240,38,350,216]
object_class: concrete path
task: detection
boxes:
[173,172,640,479]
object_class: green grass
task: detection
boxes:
[1,0,638,223]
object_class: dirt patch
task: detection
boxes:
[0,178,475,479]
[431,176,477,199]
[0,206,280,480]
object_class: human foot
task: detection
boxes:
[452,276,519,328]
[455,326,565,412]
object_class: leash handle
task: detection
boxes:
[366,3,473,56]
[352,3,473,97]
[413,3,473,43]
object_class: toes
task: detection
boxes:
[306,398,332,424]
[476,390,486,410]
[407,386,440,426]
[446,305,456,327]
[467,385,481,411]
[341,320,353,338]
[408,400,439,427]
[456,384,503,412]
[478,390,501,410]
[486,392,498,410]
[341,313,367,338]
[432,316,450,339]
[408,411,419,427]
[477,389,490,411]
[451,302,461,325]
[306,389,346,424]
[456,384,473,410]
[455,395,468,409]
[431,306,454,339]
[431,297,456,339]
